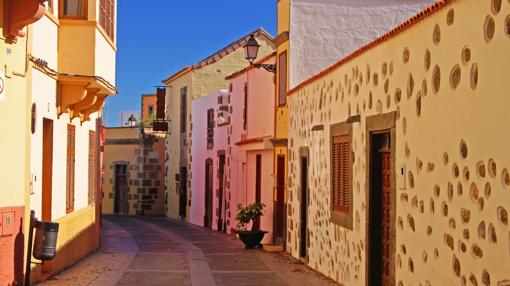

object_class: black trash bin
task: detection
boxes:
[33,221,59,261]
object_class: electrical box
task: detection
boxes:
[397,163,406,190]
[1,211,16,236]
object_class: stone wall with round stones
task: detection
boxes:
[286,0,510,285]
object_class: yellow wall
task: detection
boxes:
[286,0,510,285]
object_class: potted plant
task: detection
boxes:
[235,203,267,249]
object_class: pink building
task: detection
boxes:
[225,53,276,243]
[189,54,277,245]
[190,90,229,230]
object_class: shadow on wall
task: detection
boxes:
[8,218,25,286]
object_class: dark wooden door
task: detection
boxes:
[179,167,188,218]
[204,160,213,228]
[114,165,128,214]
[380,149,391,286]
[42,118,53,221]
[300,156,308,258]
[254,154,262,230]
[368,132,393,286]
[274,156,285,243]
[217,155,226,231]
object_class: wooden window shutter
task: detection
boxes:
[66,124,76,213]
[278,51,287,106]
[88,130,96,205]
[332,134,351,213]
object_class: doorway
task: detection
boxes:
[114,164,129,214]
[204,159,213,228]
[253,154,262,230]
[368,132,393,286]
[273,155,285,244]
[179,167,188,219]
[42,118,53,221]
[299,150,309,259]
[217,154,226,232]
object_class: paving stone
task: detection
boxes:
[117,271,191,286]
[129,253,189,271]
[212,273,287,286]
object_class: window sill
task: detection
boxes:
[330,209,353,230]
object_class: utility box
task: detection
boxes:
[1,211,15,236]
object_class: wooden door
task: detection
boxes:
[300,155,308,258]
[380,149,391,286]
[114,165,128,214]
[179,167,188,218]
[254,154,262,230]
[42,119,53,221]
[217,155,226,231]
[274,156,285,243]
[204,160,213,228]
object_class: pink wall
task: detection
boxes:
[189,55,276,244]
[225,55,276,243]
[190,90,229,229]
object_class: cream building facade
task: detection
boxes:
[286,0,510,285]
[162,29,274,221]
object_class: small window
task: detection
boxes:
[148,104,154,115]
[60,0,87,18]
[180,87,187,133]
[330,122,353,229]
[99,0,115,39]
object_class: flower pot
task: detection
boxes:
[237,230,268,249]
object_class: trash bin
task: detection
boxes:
[33,221,59,261]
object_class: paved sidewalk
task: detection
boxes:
[40,215,337,286]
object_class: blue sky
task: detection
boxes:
[105,1,277,126]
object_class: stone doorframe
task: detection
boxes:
[364,111,397,286]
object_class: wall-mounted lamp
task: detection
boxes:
[243,35,276,74]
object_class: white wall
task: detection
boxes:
[289,0,434,88]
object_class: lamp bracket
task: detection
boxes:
[253,63,277,74]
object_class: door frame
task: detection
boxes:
[217,151,226,232]
[179,166,188,219]
[204,158,213,228]
[113,162,129,214]
[42,118,53,221]
[299,147,309,260]
[365,112,397,286]
[273,155,286,244]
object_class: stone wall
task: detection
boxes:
[286,0,510,285]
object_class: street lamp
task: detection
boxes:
[243,35,276,74]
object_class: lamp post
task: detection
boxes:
[243,35,276,74]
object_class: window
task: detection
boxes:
[278,51,287,106]
[180,87,187,133]
[88,131,96,205]
[66,124,76,213]
[330,122,353,229]
[46,0,54,13]
[207,109,214,149]
[60,0,87,18]
[99,0,115,39]
[148,104,154,115]
[243,83,248,130]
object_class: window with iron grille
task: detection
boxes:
[330,122,353,229]
[99,0,115,39]
[278,51,287,106]
[66,124,76,213]
[207,109,214,149]
[88,131,96,205]
[180,87,187,133]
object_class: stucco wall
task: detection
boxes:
[286,0,510,285]
[289,0,434,89]
[189,90,229,229]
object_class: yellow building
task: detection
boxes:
[162,28,274,221]
[1,0,117,284]
[272,0,290,248]
[286,0,510,285]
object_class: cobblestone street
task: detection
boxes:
[40,215,337,286]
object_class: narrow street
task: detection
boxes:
[40,215,337,286]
